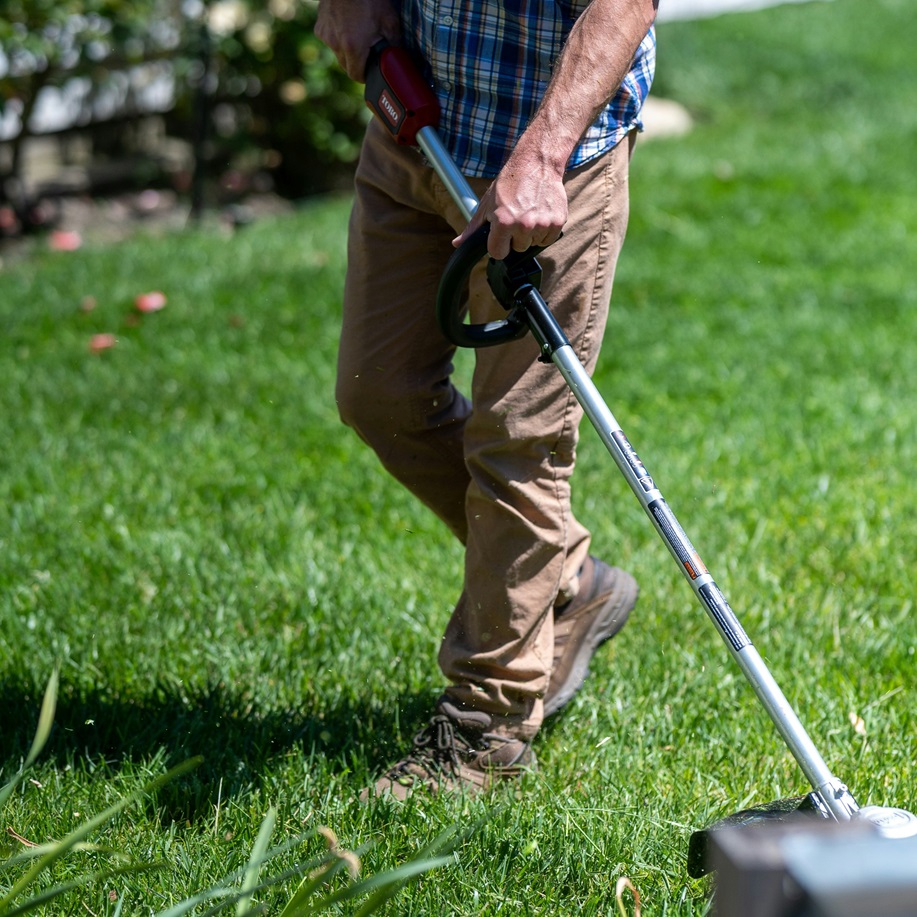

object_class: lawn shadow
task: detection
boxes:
[0,678,434,820]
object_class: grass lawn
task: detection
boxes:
[2,0,916,912]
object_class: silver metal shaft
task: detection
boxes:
[551,343,858,821]
[417,125,478,222]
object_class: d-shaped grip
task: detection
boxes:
[436,224,532,348]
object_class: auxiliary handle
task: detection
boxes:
[435,225,533,348]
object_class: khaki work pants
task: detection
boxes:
[337,118,634,739]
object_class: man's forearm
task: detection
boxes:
[454,0,656,258]
[512,0,657,176]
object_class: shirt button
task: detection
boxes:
[442,14,454,24]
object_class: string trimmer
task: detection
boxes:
[364,42,917,875]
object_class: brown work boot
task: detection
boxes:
[545,556,638,717]
[360,699,536,802]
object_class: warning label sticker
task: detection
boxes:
[611,429,655,493]
[647,499,709,580]
[698,583,751,652]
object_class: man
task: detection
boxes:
[316,0,657,799]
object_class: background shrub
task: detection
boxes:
[0,0,367,205]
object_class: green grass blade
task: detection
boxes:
[154,885,239,917]
[348,855,456,914]
[288,856,454,917]
[2,841,136,871]
[235,807,276,917]
[22,670,58,771]
[0,861,159,917]
[158,860,339,917]
[1,878,100,917]
[0,757,200,912]
[156,840,344,917]
[0,671,58,811]
[281,826,467,917]
[350,823,470,917]
[276,855,350,917]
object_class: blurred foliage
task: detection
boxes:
[0,0,177,125]
[195,0,368,197]
[0,0,367,201]
[0,0,175,77]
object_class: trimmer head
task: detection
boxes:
[689,797,917,878]
[688,795,822,878]
[854,805,917,838]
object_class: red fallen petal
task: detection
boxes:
[134,291,167,313]
[89,333,117,353]
[50,230,83,251]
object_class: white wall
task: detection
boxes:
[657,0,832,22]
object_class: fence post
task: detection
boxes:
[188,17,213,224]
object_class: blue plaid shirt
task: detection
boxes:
[401,0,656,178]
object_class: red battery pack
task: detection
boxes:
[364,43,440,146]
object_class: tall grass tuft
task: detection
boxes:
[1,676,461,914]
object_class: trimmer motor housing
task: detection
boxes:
[364,43,440,146]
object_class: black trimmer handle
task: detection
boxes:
[436,224,544,348]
